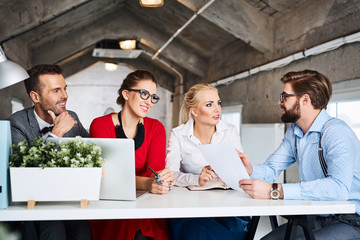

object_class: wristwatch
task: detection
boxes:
[270,183,281,200]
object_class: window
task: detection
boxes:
[327,101,360,139]
[326,78,360,140]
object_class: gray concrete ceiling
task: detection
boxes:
[1,0,359,92]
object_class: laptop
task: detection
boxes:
[47,137,142,201]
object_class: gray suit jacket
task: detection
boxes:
[8,106,89,145]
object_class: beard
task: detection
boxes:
[39,102,65,118]
[281,100,301,123]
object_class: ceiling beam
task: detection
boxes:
[273,0,360,54]
[27,9,207,77]
[178,0,274,53]
[264,0,309,14]
[0,0,90,43]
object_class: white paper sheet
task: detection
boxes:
[199,142,250,192]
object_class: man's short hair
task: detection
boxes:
[281,70,332,109]
[24,64,63,95]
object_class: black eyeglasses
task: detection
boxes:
[127,89,160,104]
[280,92,299,103]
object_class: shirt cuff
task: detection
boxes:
[250,165,262,180]
[190,174,200,186]
[44,133,59,142]
[282,183,301,200]
[48,133,59,138]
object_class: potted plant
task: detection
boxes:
[9,136,104,208]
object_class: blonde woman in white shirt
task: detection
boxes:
[165,83,249,240]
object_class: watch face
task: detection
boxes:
[270,189,280,199]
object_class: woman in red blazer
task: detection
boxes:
[89,70,173,240]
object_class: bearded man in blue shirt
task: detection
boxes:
[239,70,360,239]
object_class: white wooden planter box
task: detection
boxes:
[10,167,102,202]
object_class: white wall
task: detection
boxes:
[65,62,172,137]
[241,123,285,183]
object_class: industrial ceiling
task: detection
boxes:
[1,0,359,92]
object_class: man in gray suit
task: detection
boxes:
[9,64,89,145]
[8,64,92,240]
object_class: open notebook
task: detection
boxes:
[187,179,231,191]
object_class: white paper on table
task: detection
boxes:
[199,142,250,192]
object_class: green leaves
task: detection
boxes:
[10,136,104,168]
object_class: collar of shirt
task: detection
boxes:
[293,108,331,138]
[34,109,54,136]
[180,117,229,145]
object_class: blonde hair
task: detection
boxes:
[179,83,218,124]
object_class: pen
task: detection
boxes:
[148,166,164,183]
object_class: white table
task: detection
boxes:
[0,187,355,221]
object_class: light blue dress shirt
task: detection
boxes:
[251,109,360,214]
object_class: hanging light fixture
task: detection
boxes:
[93,39,142,59]
[139,0,164,7]
[0,46,29,90]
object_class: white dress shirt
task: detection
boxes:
[34,109,56,139]
[165,117,243,187]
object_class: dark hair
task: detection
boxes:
[24,64,63,95]
[280,70,332,109]
[116,70,158,106]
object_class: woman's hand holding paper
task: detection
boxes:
[199,165,216,186]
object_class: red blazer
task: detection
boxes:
[89,113,168,240]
